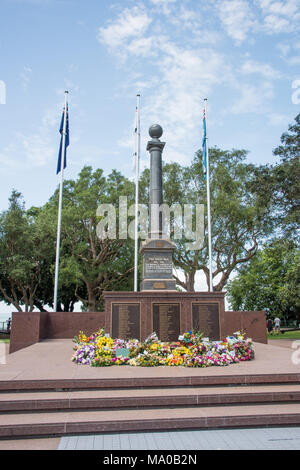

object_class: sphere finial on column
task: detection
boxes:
[149,124,163,140]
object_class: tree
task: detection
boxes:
[138,148,275,291]
[29,202,88,312]
[0,191,51,312]
[273,113,300,240]
[0,167,137,313]
[226,240,300,324]
[43,166,136,311]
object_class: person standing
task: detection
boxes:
[274,316,281,334]
[267,318,273,335]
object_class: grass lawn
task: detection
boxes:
[0,338,10,343]
[267,330,300,340]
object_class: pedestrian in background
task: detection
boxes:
[267,318,273,335]
[274,316,281,334]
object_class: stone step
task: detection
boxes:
[0,385,300,412]
[0,403,300,438]
[1,373,299,392]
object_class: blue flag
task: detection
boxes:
[202,108,207,180]
[56,106,69,174]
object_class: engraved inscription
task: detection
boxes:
[192,303,220,340]
[153,303,180,342]
[145,255,173,274]
[112,303,140,340]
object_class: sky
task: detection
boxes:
[0,0,299,314]
[0,0,299,212]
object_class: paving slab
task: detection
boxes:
[57,426,300,450]
[0,437,60,450]
[268,339,299,349]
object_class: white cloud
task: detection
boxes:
[150,0,177,17]
[241,59,283,79]
[277,42,291,56]
[268,113,291,126]
[0,143,21,171]
[217,0,257,44]
[20,66,32,89]
[97,6,152,58]
[125,36,158,57]
[231,82,274,114]
[264,14,291,33]
[257,0,299,17]
[150,0,177,4]
[276,42,300,66]
[256,0,300,34]
[97,4,232,164]
[96,0,296,165]
[0,103,63,172]
[19,132,55,167]
[287,55,300,65]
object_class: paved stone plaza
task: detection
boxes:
[57,427,300,451]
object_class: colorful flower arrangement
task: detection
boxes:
[71,328,254,368]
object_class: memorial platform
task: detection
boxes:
[0,339,299,440]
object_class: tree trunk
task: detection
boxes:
[185,271,195,291]
[86,283,97,312]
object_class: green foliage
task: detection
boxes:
[0,191,51,311]
[45,166,135,311]
[139,148,275,291]
[273,113,300,240]
[227,240,300,322]
[0,168,136,312]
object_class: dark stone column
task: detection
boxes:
[147,124,165,239]
[140,124,177,291]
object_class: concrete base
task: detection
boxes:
[103,291,267,344]
[140,279,177,290]
[8,293,267,354]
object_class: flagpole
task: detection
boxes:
[204,98,213,292]
[134,94,141,292]
[53,90,68,311]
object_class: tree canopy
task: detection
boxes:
[272,112,300,240]
[138,147,275,291]
[226,240,300,324]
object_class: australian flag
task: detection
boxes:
[202,107,207,180]
[56,105,69,174]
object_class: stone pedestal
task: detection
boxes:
[103,291,226,342]
[140,238,176,291]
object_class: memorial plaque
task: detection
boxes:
[153,281,166,289]
[153,303,180,342]
[115,348,130,358]
[111,303,140,340]
[192,303,220,340]
[144,252,173,278]
[155,241,164,248]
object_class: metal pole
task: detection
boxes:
[53,91,68,311]
[134,94,140,292]
[204,98,213,292]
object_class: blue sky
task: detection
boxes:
[0,0,299,213]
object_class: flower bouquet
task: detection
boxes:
[72,329,254,368]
